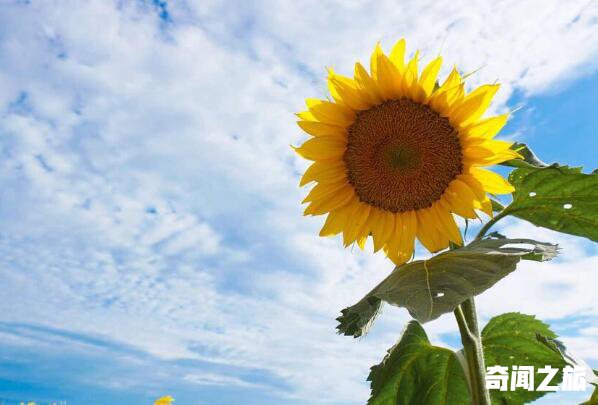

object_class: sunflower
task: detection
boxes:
[294,39,521,265]
[154,396,174,405]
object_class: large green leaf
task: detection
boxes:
[368,321,469,405]
[482,313,566,404]
[505,164,598,242]
[337,238,557,336]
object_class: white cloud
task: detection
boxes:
[0,0,596,403]
[183,372,267,389]
[179,0,598,100]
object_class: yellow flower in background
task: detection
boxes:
[295,39,520,265]
[154,395,174,405]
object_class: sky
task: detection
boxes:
[0,0,597,404]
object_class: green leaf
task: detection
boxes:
[482,313,566,404]
[491,198,506,212]
[581,385,598,405]
[505,164,598,242]
[368,321,469,405]
[501,142,548,168]
[536,334,598,386]
[337,238,557,336]
[537,335,598,405]
[336,296,382,337]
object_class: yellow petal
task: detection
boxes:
[462,114,509,139]
[370,42,383,82]
[463,153,511,166]
[154,396,174,405]
[343,203,371,246]
[327,69,344,105]
[480,197,493,217]
[296,110,316,121]
[430,83,465,115]
[356,235,368,249]
[431,202,463,245]
[441,181,477,219]
[297,120,346,137]
[375,211,396,253]
[304,184,355,215]
[449,84,499,127]
[327,69,370,111]
[403,50,421,99]
[429,67,462,112]
[398,211,417,261]
[354,62,383,104]
[419,56,442,97]
[457,178,489,212]
[375,50,401,100]
[389,38,406,71]
[463,140,520,166]
[437,67,461,90]
[302,178,348,203]
[370,209,387,252]
[306,98,356,126]
[452,179,481,212]
[469,167,515,194]
[383,215,403,265]
[459,135,489,149]
[319,199,358,236]
[293,136,346,161]
[300,160,346,186]
[368,208,384,244]
[458,173,493,217]
[432,224,449,251]
[416,208,447,252]
[444,83,465,110]
[356,208,376,249]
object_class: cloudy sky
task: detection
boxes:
[0,1,597,404]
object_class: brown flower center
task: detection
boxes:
[343,99,462,213]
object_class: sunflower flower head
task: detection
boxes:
[294,39,520,265]
[154,396,174,405]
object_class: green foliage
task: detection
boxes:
[581,385,598,405]
[505,164,598,242]
[336,295,382,338]
[537,334,598,387]
[337,238,557,336]
[502,142,548,169]
[368,321,469,405]
[491,198,506,212]
[482,313,566,404]
[500,142,598,242]
[367,314,572,405]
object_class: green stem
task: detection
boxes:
[474,209,508,241]
[455,298,491,405]
[455,209,510,404]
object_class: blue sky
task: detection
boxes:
[0,1,597,404]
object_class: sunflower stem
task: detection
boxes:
[455,210,511,404]
[474,209,508,240]
[455,298,491,405]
